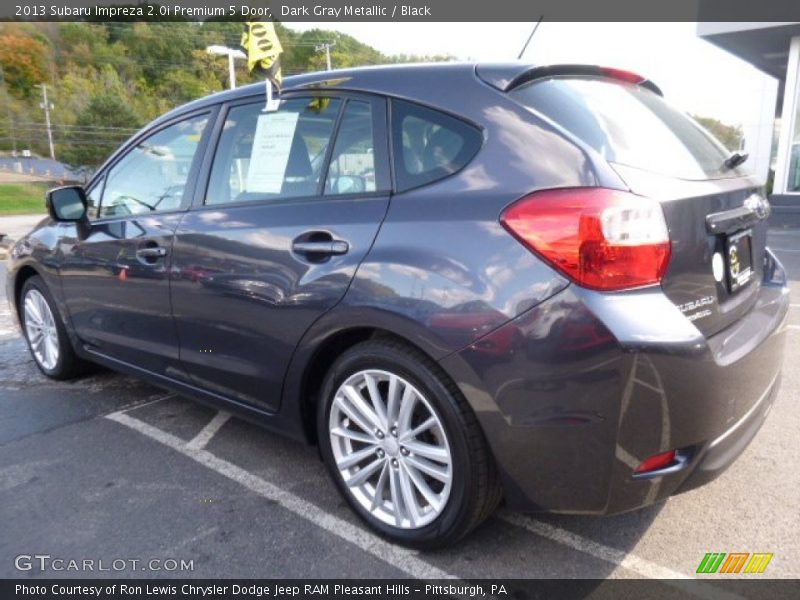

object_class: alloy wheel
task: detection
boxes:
[23,288,60,371]
[328,369,453,529]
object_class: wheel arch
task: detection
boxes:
[12,264,43,316]
[281,306,467,446]
[11,261,84,360]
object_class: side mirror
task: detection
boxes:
[46,185,88,222]
[334,175,366,194]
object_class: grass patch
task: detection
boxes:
[0,182,49,215]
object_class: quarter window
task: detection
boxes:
[99,114,209,218]
[325,100,377,195]
[206,97,342,205]
[391,100,482,192]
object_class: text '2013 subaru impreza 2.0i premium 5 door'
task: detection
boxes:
[6,63,788,547]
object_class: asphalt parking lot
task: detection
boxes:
[0,225,799,587]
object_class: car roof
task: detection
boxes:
[155,62,533,123]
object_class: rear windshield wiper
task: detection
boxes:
[723,152,748,170]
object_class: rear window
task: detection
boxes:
[509,77,732,180]
[391,100,482,192]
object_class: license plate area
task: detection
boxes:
[725,229,754,293]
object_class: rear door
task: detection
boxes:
[508,75,770,336]
[170,93,391,411]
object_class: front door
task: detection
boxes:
[59,112,212,376]
[170,95,391,411]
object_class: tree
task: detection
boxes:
[58,94,140,167]
[0,33,50,98]
[0,22,450,161]
[692,115,743,152]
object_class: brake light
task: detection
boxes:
[599,67,647,85]
[500,188,671,291]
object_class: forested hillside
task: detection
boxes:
[0,21,450,167]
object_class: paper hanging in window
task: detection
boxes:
[246,111,300,193]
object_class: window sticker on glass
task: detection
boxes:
[246,111,301,193]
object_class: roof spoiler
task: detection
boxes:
[476,63,663,96]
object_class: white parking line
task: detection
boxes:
[186,411,231,450]
[105,410,458,581]
[103,392,178,416]
[501,512,687,579]
[105,406,742,594]
[500,513,743,599]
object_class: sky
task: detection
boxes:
[285,22,779,129]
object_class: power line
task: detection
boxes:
[0,127,137,137]
[1,121,140,131]
[0,136,122,146]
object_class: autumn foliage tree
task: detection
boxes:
[0,33,50,98]
[0,21,453,166]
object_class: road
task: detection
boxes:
[0,229,798,587]
[0,214,46,240]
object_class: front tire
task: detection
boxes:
[317,338,501,548]
[20,275,89,380]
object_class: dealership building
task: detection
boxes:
[698,22,800,224]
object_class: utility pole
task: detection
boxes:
[315,42,336,71]
[0,65,17,155]
[37,84,55,160]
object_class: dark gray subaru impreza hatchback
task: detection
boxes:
[6,63,788,547]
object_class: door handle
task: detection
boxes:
[291,240,349,256]
[136,246,168,260]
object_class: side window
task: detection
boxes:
[206,97,342,205]
[391,100,482,192]
[99,114,209,218]
[325,100,376,195]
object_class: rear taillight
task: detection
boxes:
[500,188,671,291]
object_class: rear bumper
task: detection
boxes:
[675,370,779,495]
[440,249,789,514]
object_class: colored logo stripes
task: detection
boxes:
[697,552,773,574]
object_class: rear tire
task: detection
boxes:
[20,275,90,380]
[317,338,501,548]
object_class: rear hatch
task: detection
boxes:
[505,68,770,337]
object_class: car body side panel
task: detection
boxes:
[348,189,570,351]
[171,195,391,413]
[58,215,184,377]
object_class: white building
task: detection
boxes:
[698,22,800,224]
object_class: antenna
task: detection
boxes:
[518,16,544,60]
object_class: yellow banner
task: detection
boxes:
[241,21,283,84]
